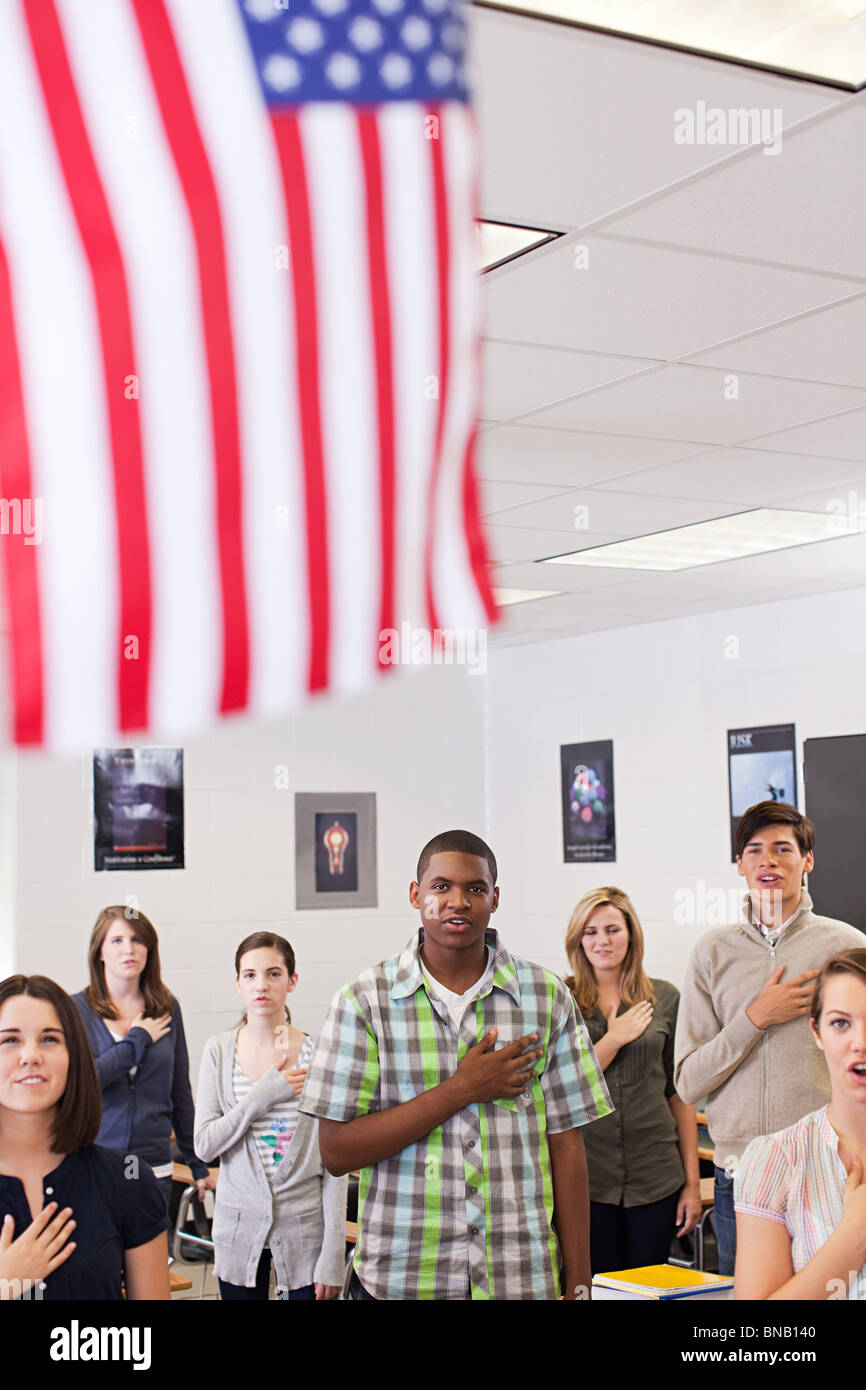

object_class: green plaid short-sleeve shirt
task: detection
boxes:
[300,927,612,1300]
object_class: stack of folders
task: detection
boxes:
[592,1266,734,1300]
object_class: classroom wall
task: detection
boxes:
[11,662,487,1081]
[8,580,866,1086]
[0,750,16,980]
[486,585,866,990]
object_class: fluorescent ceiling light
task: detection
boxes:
[540,509,866,572]
[480,0,866,88]
[477,220,558,272]
[493,586,563,605]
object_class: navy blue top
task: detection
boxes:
[0,1146,169,1300]
[71,992,208,1180]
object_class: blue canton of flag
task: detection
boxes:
[237,0,469,104]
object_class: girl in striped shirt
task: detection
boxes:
[734,949,866,1300]
[195,932,346,1301]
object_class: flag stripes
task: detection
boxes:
[0,0,494,751]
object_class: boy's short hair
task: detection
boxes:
[416,830,498,886]
[734,801,814,859]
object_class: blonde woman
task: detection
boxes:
[565,886,701,1273]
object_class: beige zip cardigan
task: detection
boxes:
[673,891,862,1168]
[194,1029,347,1291]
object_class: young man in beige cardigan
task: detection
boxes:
[674,801,862,1275]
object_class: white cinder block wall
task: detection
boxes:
[487,585,866,992]
[12,663,487,1082]
[9,583,866,1089]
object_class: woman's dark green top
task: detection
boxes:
[579,977,685,1207]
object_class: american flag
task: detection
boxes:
[0,0,495,751]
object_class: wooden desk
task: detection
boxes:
[172,1162,219,1184]
[170,1272,193,1293]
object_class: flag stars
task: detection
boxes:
[401,15,433,49]
[349,15,384,51]
[441,20,463,50]
[286,17,325,52]
[420,0,448,11]
[326,51,362,89]
[371,0,405,14]
[427,51,453,85]
[262,53,302,91]
[380,52,412,87]
[244,0,282,20]
[312,0,349,13]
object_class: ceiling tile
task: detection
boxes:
[477,423,710,488]
[484,235,855,361]
[527,364,866,443]
[752,407,866,460]
[481,340,656,420]
[488,488,745,538]
[599,448,866,504]
[484,523,623,564]
[478,477,574,514]
[473,8,840,232]
[691,294,866,390]
[602,103,866,279]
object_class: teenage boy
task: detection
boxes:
[674,801,862,1274]
[300,829,611,1300]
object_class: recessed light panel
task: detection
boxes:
[480,0,866,87]
[477,220,558,271]
[493,586,563,604]
[540,509,866,572]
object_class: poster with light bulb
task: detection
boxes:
[560,740,616,863]
[294,792,378,909]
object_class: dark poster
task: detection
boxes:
[561,740,616,863]
[93,748,184,871]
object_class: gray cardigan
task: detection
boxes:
[194,1029,347,1290]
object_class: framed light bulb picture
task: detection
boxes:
[294,791,378,909]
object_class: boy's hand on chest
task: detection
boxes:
[450,1026,543,1106]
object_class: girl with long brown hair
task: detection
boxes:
[72,906,211,1214]
[565,886,700,1273]
[195,932,346,1301]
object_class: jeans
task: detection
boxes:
[713,1164,736,1276]
[589,1189,681,1276]
[219,1249,315,1301]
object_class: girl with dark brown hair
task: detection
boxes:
[195,932,347,1301]
[0,974,169,1300]
[72,906,211,1214]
